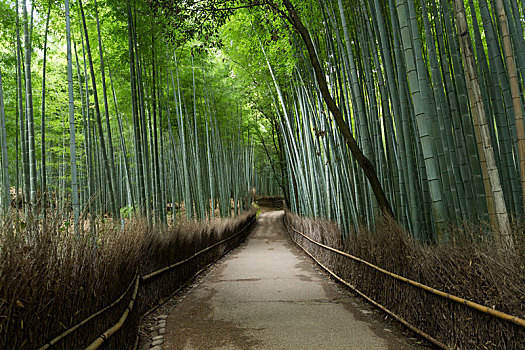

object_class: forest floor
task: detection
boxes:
[139,211,428,349]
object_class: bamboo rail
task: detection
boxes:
[38,272,138,350]
[143,218,254,280]
[36,215,256,350]
[85,276,140,350]
[83,216,256,349]
[284,215,525,332]
[290,232,449,350]
[142,216,256,281]
[132,250,237,350]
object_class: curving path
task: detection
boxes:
[155,211,425,349]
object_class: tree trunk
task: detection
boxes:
[78,0,117,217]
[454,0,514,251]
[22,0,37,208]
[494,0,525,214]
[126,0,146,216]
[0,68,10,215]
[94,0,119,211]
[279,0,394,219]
[40,4,51,216]
[66,0,80,227]
[151,38,163,223]
[15,0,28,211]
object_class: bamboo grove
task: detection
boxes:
[2,0,525,249]
[0,0,257,229]
[241,0,525,248]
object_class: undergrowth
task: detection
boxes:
[0,210,256,349]
[285,210,525,350]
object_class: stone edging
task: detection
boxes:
[148,315,167,349]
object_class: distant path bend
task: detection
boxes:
[160,211,424,349]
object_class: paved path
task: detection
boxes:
[162,211,423,349]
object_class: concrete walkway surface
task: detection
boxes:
[160,211,424,349]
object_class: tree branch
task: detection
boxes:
[279,0,394,218]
